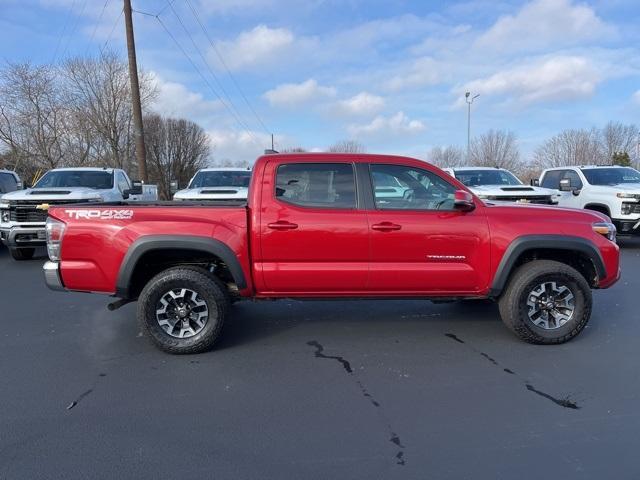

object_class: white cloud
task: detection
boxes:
[476,0,614,53]
[208,129,289,163]
[348,112,425,138]
[333,92,385,116]
[457,55,602,106]
[263,79,336,108]
[386,57,445,91]
[633,90,640,105]
[213,25,294,70]
[150,74,222,120]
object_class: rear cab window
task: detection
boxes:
[275,163,356,209]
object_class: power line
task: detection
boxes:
[184,0,271,137]
[155,15,264,148]
[84,0,112,56]
[100,8,124,53]
[164,2,260,143]
[51,0,78,63]
[58,0,89,60]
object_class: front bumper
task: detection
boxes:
[0,225,46,247]
[612,219,640,235]
[43,261,66,292]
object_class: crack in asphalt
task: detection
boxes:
[444,333,581,410]
[306,340,406,466]
[66,388,94,410]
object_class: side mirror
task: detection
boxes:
[16,181,24,190]
[530,179,540,187]
[124,180,143,198]
[454,190,475,212]
[170,180,179,194]
[559,178,572,192]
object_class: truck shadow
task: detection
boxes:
[617,237,640,249]
[216,298,500,351]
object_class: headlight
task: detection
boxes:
[45,217,67,261]
[616,193,640,199]
[592,222,616,242]
[0,209,9,223]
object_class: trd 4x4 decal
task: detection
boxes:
[64,209,134,220]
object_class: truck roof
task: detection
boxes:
[447,166,511,172]
[49,167,116,173]
[256,152,433,165]
[544,165,630,171]
[198,167,251,172]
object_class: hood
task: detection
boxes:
[592,182,640,194]
[173,187,249,200]
[470,184,557,196]
[487,202,609,221]
[2,187,104,201]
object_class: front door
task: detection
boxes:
[258,160,369,294]
[366,163,491,294]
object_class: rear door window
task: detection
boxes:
[275,163,356,209]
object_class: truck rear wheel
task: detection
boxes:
[137,267,229,354]
[498,260,592,344]
[10,248,35,261]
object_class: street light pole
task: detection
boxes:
[465,92,480,161]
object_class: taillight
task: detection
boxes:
[45,217,66,261]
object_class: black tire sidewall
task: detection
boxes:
[138,269,226,353]
[515,271,588,340]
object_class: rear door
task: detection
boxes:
[365,162,491,294]
[258,160,369,293]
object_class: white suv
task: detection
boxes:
[443,167,560,204]
[538,165,640,235]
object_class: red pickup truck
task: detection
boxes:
[43,153,620,353]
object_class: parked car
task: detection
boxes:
[538,165,640,235]
[0,169,22,194]
[173,168,252,201]
[0,167,156,260]
[44,153,619,353]
[444,167,560,204]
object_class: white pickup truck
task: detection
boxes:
[538,165,640,235]
[0,167,157,260]
[173,167,252,201]
[443,167,560,204]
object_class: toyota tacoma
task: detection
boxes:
[43,154,620,353]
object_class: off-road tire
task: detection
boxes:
[10,248,35,261]
[137,266,229,354]
[498,260,592,344]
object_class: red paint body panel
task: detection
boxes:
[48,153,620,299]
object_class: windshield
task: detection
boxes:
[34,170,114,189]
[453,169,522,187]
[189,170,251,188]
[581,167,640,186]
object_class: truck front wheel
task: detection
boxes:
[137,267,229,354]
[498,260,592,344]
[10,248,35,261]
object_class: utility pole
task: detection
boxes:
[123,0,148,182]
[465,92,479,162]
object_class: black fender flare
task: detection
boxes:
[584,203,611,217]
[489,235,606,297]
[115,235,247,298]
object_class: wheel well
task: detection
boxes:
[584,203,611,217]
[127,249,239,300]
[510,248,598,288]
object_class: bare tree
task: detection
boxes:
[144,113,210,200]
[280,147,307,153]
[533,128,603,169]
[599,121,639,164]
[63,50,157,172]
[0,62,71,175]
[212,158,252,168]
[328,139,366,153]
[428,145,465,168]
[469,129,522,172]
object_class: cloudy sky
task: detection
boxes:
[2,0,639,162]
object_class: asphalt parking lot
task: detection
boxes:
[1,242,639,480]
